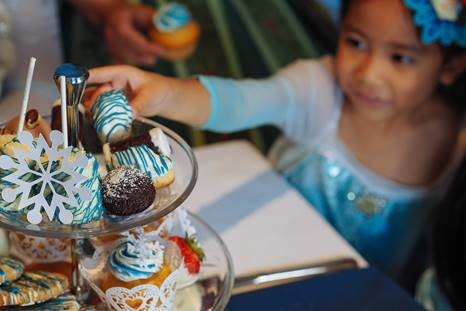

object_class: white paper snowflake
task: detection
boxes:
[0,131,91,224]
[177,207,197,237]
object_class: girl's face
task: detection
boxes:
[336,0,447,122]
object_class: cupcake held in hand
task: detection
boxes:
[149,2,201,61]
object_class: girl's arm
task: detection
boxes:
[88,57,337,137]
[87,65,211,126]
[87,65,294,131]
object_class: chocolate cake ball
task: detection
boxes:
[102,166,156,216]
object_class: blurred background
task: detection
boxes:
[62,0,338,153]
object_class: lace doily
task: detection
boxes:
[105,268,180,311]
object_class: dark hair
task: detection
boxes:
[340,0,466,110]
[433,156,466,309]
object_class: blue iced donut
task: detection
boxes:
[91,90,133,144]
[103,128,175,189]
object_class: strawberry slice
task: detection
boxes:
[169,234,205,274]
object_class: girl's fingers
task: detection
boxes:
[131,89,160,118]
[88,66,133,88]
[83,84,113,112]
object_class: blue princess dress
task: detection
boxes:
[199,56,451,275]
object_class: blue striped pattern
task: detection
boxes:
[109,145,173,181]
[91,90,133,144]
[70,153,103,224]
[0,135,36,212]
[45,151,103,224]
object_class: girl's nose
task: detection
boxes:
[355,54,384,88]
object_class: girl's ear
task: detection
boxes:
[440,52,466,86]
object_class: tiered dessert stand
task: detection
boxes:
[0,65,234,310]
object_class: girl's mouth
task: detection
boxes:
[351,91,389,108]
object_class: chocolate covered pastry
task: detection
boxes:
[102,166,156,216]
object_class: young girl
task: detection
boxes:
[87,0,466,276]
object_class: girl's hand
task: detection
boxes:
[86,65,172,118]
[86,65,211,126]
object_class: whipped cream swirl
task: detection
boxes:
[108,240,164,282]
[154,2,191,32]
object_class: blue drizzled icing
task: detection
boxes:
[46,150,103,224]
[0,257,24,285]
[0,135,37,212]
[92,90,133,144]
[9,293,80,310]
[154,2,191,32]
[70,151,104,224]
[109,145,173,182]
[108,240,164,282]
[0,271,68,306]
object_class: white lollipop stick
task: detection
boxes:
[17,57,36,133]
[59,76,68,148]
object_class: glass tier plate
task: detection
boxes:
[0,118,198,238]
[81,212,234,311]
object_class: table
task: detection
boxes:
[182,140,367,292]
[227,267,424,311]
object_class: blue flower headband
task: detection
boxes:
[403,0,466,47]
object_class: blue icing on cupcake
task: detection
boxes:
[105,144,173,184]
[154,2,191,32]
[92,90,133,144]
[109,240,164,282]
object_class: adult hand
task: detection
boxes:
[69,0,164,65]
[101,3,165,65]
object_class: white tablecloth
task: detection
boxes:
[182,140,366,278]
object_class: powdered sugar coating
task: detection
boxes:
[102,166,156,216]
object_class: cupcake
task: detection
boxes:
[149,2,201,61]
[103,128,174,189]
[100,238,181,310]
[102,239,168,289]
[91,90,133,144]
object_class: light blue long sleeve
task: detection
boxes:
[199,75,294,133]
[198,58,340,148]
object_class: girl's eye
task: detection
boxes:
[392,54,415,65]
[346,37,366,50]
